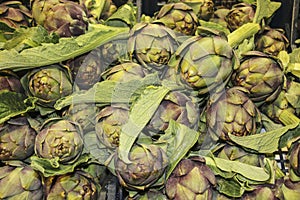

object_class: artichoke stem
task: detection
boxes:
[228,23,261,48]
[279,109,300,126]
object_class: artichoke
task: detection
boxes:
[35,119,84,164]
[260,78,300,124]
[288,140,300,181]
[102,62,149,82]
[80,0,117,22]
[31,0,89,37]
[66,49,104,90]
[21,64,73,107]
[95,104,129,149]
[115,144,169,190]
[45,171,99,199]
[64,103,100,134]
[0,162,44,199]
[241,185,280,200]
[255,26,289,56]
[0,0,32,32]
[169,30,238,96]
[144,90,200,136]
[165,156,216,200]
[225,3,256,31]
[0,70,23,93]
[0,117,36,161]
[206,86,262,142]
[209,6,230,28]
[231,51,284,104]
[127,22,179,71]
[155,2,200,36]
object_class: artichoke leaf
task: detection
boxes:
[118,86,170,163]
[217,178,246,198]
[156,120,200,180]
[105,3,137,27]
[253,0,281,24]
[0,91,36,124]
[30,154,91,177]
[228,123,298,153]
[0,24,129,71]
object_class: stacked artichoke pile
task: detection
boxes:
[1,0,300,199]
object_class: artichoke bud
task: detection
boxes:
[115,144,169,191]
[206,86,262,142]
[241,185,280,200]
[225,3,256,31]
[22,64,73,107]
[95,105,129,149]
[32,0,89,37]
[155,2,200,36]
[101,62,149,82]
[66,49,104,90]
[255,27,289,56]
[165,156,216,200]
[0,70,23,93]
[232,51,284,104]
[0,116,36,161]
[181,0,215,21]
[169,31,237,96]
[0,162,44,200]
[144,90,200,136]
[45,171,99,199]
[127,22,179,72]
[0,0,32,31]
[34,119,84,164]
[288,140,300,181]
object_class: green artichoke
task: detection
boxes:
[279,177,300,200]
[64,103,100,134]
[206,86,262,142]
[0,0,32,32]
[127,22,179,71]
[115,144,169,191]
[169,30,238,96]
[0,70,23,93]
[241,185,280,200]
[144,90,200,136]
[165,156,216,200]
[102,62,149,82]
[66,49,104,90]
[288,140,300,181]
[209,6,230,28]
[260,77,300,124]
[21,64,73,107]
[0,117,36,161]
[0,162,44,199]
[225,3,256,31]
[45,171,99,199]
[155,2,200,36]
[34,119,84,164]
[255,27,289,56]
[231,51,284,104]
[95,104,129,149]
[31,0,89,37]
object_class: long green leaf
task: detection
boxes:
[0,24,129,71]
[253,0,281,24]
[228,123,298,153]
[118,86,170,163]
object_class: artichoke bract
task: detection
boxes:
[0,70,23,93]
[35,119,84,164]
[0,0,32,32]
[127,22,179,72]
[169,31,238,96]
[95,104,129,149]
[144,90,200,136]
[225,3,256,32]
[206,86,262,142]
[31,0,89,37]
[0,117,36,161]
[115,144,169,191]
[260,78,300,124]
[21,64,73,107]
[66,49,104,90]
[46,171,99,199]
[255,27,289,56]
[231,51,284,104]
[0,162,44,200]
[165,156,216,200]
[154,2,199,36]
